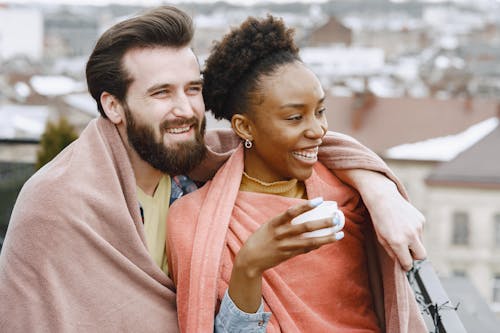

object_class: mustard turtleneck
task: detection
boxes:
[240,171,307,199]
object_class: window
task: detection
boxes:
[494,214,500,247]
[452,270,466,278]
[493,274,500,304]
[452,212,469,245]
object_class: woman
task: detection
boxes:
[167,16,426,332]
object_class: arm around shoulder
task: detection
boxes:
[318,131,426,271]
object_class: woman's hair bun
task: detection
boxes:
[203,15,299,120]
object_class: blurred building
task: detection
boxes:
[425,123,500,313]
[304,16,352,47]
[0,8,43,61]
[343,13,429,60]
[44,10,99,59]
[324,95,498,154]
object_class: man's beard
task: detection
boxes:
[123,103,207,176]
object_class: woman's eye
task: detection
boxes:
[316,107,327,116]
[287,115,302,121]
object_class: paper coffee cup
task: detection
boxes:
[291,201,345,238]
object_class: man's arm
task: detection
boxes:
[188,129,239,182]
[318,131,426,271]
[334,169,426,271]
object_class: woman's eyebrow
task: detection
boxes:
[280,96,325,109]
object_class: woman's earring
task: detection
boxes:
[244,139,253,149]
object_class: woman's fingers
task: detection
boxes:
[279,231,345,254]
[275,216,336,240]
[239,198,346,273]
[269,197,324,229]
[243,197,347,271]
[331,210,345,233]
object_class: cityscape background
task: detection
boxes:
[1,0,499,331]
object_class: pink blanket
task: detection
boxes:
[0,118,179,332]
[168,146,426,332]
[1,116,410,332]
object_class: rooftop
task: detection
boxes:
[324,95,498,154]
[385,117,499,161]
[427,121,500,187]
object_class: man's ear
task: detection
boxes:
[231,114,254,141]
[101,92,124,124]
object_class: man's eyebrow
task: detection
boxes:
[190,79,204,86]
[146,83,172,94]
[280,96,325,109]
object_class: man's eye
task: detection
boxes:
[152,90,169,97]
[187,85,202,94]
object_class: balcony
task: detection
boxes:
[408,259,499,332]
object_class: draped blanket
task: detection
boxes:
[0,116,420,332]
[168,146,426,333]
[0,118,179,332]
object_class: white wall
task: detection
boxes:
[426,186,500,305]
[385,159,436,213]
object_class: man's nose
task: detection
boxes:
[171,92,195,118]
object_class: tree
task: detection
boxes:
[35,117,78,170]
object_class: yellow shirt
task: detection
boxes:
[136,175,171,274]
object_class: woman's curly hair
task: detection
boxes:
[202,15,301,121]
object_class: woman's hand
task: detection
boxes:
[237,198,344,276]
[228,197,344,313]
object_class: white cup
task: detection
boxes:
[291,201,345,238]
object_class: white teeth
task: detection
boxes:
[292,147,318,160]
[166,126,190,134]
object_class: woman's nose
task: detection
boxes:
[305,118,327,139]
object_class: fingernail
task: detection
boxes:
[335,231,344,241]
[308,197,323,207]
[332,214,340,226]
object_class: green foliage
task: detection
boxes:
[0,163,35,238]
[35,117,78,170]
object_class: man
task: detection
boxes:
[0,6,425,332]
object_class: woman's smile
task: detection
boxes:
[291,146,319,165]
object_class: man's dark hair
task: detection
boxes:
[86,6,194,117]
